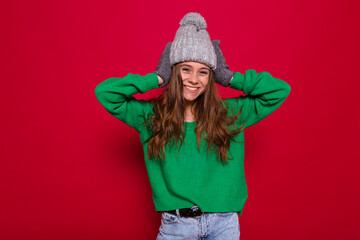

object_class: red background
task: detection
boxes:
[3,0,360,239]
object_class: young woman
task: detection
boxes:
[95,12,290,239]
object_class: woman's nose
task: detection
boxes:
[188,73,199,84]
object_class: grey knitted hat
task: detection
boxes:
[170,12,217,70]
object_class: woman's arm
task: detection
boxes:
[210,40,291,128]
[95,73,160,132]
[95,42,171,133]
[224,70,291,129]
[158,75,165,86]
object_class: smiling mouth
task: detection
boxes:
[184,85,200,93]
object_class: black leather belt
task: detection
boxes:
[165,206,204,218]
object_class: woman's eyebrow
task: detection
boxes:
[180,64,209,70]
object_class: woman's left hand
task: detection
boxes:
[212,40,235,87]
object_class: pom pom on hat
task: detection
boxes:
[179,12,207,31]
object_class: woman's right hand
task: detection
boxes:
[155,42,172,88]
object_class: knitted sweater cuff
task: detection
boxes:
[229,72,245,91]
[140,73,160,93]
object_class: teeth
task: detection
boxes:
[185,86,198,90]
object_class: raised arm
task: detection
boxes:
[95,73,159,132]
[225,70,291,128]
[211,40,291,128]
[95,42,172,132]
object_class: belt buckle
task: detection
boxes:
[191,206,204,219]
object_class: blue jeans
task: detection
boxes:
[156,211,240,240]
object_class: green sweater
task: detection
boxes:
[95,70,291,216]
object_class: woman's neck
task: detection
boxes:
[184,102,195,122]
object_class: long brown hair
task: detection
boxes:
[143,63,245,164]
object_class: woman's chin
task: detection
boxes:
[183,95,197,102]
[183,92,203,102]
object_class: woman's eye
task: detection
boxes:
[182,68,190,72]
[200,71,209,75]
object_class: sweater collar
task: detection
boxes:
[184,121,197,129]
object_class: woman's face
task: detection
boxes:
[180,61,210,102]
